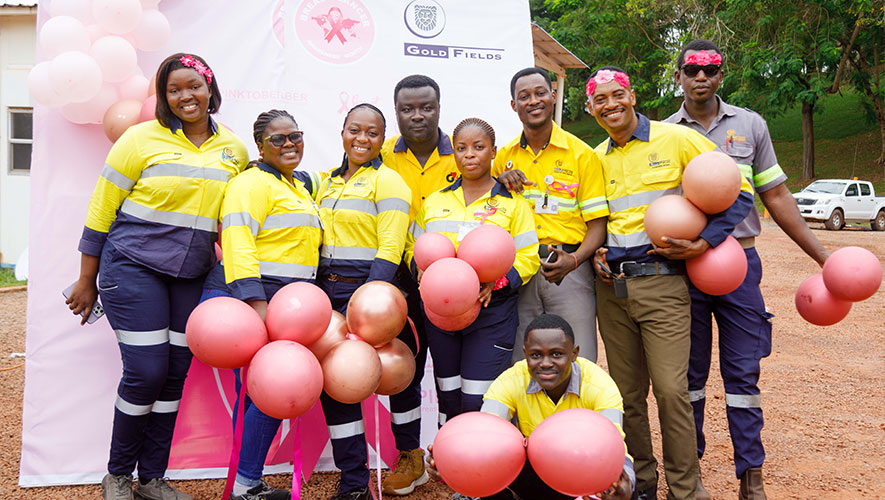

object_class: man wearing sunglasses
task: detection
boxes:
[665,39,829,500]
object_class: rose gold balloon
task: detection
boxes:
[308,310,348,362]
[322,338,382,404]
[375,338,416,396]
[102,99,142,142]
[643,194,707,248]
[346,281,408,347]
[424,300,481,332]
[682,151,742,214]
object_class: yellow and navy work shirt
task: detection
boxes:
[665,95,786,239]
[78,118,248,278]
[482,357,634,485]
[595,113,754,268]
[381,130,459,221]
[316,157,412,283]
[203,163,323,302]
[492,122,609,246]
[404,179,540,295]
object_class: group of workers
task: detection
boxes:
[65,37,827,500]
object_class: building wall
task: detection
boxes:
[0,12,35,266]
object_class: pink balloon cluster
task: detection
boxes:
[185,281,417,417]
[29,0,170,138]
[795,246,882,326]
[416,225,516,331]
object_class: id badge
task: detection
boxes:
[534,197,558,214]
[457,221,481,242]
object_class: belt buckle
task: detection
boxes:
[618,260,637,275]
[328,273,340,282]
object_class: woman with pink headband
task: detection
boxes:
[67,52,248,500]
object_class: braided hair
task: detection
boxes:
[252,109,298,145]
[452,117,495,146]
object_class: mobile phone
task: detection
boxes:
[545,252,558,264]
[598,262,628,298]
[62,282,105,324]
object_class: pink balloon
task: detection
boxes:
[186,297,268,369]
[414,232,456,271]
[322,338,382,404]
[213,242,222,263]
[686,235,748,296]
[28,61,68,108]
[346,281,408,347]
[822,246,882,302]
[420,257,480,317]
[59,82,118,125]
[140,0,161,7]
[50,0,94,24]
[424,299,481,332]
[49,51,103,103]
[92,0,143,35]
[102,98,142,141]
[132,9,170,51]
[644,194,707,248]
[139,93,157,122]
[246,340,323,419]
[527,408,626,496]
[433,412,526,497]
[308,310,348,362]
[457,224,517,282]
[117,73,149,101]
[90,36,138,83]
[683,151,743,214]
[375,338,416,396]
[795,273,852,326]
[265,282,333,346]
[39,16,90,58]
[86,24,109,43]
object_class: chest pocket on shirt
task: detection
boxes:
[640,167,681,187]
[727,143,754,173]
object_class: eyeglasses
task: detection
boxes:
[681,64,720,78]
[264,132,304,147]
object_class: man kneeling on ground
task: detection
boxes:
[427,314,634,500]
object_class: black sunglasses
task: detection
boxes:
[264,132,304,147]
[681,64,720,78]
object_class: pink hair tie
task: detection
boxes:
[683,50,722,66]
[585,69,631,97]
[178,55,214,84]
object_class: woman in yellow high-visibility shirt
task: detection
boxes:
[65,53,248,500]
[315,103,411,500]
[404,117,540,424]
[201,109,322,500]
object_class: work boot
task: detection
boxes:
[382,448,429,495]
[738,467,767,500]
[134,478,193,500]
[229,479,290,500]
[696,472,711,500]
[102,473,134,500]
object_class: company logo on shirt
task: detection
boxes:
[221,148,241,167]
[295,0,374,64]
[445,171,459,183]
[647,152,670,169]
[404,0,445,38]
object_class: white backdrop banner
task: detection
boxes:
[20,0,533,487]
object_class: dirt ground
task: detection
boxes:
[1,221,883,500]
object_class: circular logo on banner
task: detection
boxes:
[294,0,375,64]
[404,0,445,39]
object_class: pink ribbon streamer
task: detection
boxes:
[290,418,302,500]
[550,181,579,197]
[406,316,420,354]
[221,366,248,500]
[473,207,497,224]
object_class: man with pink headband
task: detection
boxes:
[665,39,829,500]
[586,65,755,500]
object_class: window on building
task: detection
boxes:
[9,108,33,172]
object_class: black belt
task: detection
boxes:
[538,243,580,258]
[618,261,685,277]
[322,273,364,284]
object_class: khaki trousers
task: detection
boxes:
[596,274,698,500]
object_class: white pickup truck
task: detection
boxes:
[793,179,885,231]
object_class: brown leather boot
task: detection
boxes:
[738,467,767,500]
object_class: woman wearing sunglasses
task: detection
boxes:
[200,109,324,500]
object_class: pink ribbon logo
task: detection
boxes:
[550,181,579,197]
[474,207,497,224]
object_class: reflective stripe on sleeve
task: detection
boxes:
[259,261,318,279]
[169,330,188,348]
[438,413,447,426]
[115,395,152,416]
[480,399,512,420]
[390,407,422,425]
[737,163,754,180]
[141,163,233,182]
[579,195,609,213]
[599,408,624,427]
[606,231,651,248]
[328,420,365,439]
[263,213,322,230]
[409,221,425,239]
[461,378,494,396]
[121,199,218,232]
[436,375,461,392]
[115,328,169,346]
[100,164,136,191]
[512,230,539,249]
[151,399,181,413]
[222,212,261,236]
[725,393,761,408]
[376,198,409,214]
[689,388,706,402]
[753,164,785,187]
[320,245,377,260]
[607,187,682,213]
